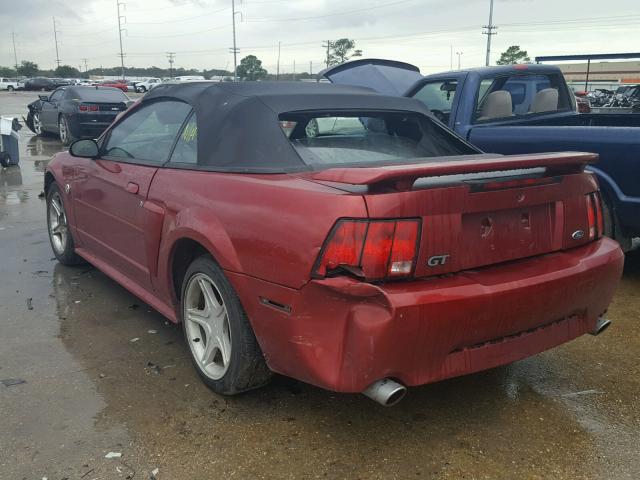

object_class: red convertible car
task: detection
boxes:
[45,82,623,406]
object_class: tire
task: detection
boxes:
[58,115,75,146]
[32,112,43,136]
[7,86,14,92]
[138,86,147,93]
[180,255,272,395]
[0,152,10,168]
[46,183,84,266]
[601,193,632,252]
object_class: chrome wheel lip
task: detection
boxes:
[48,191,68,255]
[184,273,232,380]
[33,113,42,135]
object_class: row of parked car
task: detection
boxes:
[0,75,206,93]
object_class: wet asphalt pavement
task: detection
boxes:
[0,91,639,480]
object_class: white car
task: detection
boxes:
[135,78,162,93]
[174,75,205,82]
[0,78,19,91]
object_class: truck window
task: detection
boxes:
[475,73,571,122]
[412,80,458,123]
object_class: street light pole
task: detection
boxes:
[231,0,239,81]
[456,51,463,70]
[117,0,126,79]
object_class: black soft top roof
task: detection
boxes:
[142,81,434,172]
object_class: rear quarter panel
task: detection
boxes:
[148,168,368,299]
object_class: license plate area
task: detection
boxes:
[459,204,554,268]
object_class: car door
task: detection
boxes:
[40,89,65,131]
[73,99,192,290]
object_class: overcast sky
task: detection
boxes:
[1,0,639,75]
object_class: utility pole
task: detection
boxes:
[230,0,241,81]
[482,0,497,66]
[82,58,89,73]
[293,60,296,81]
[117,0,126,79]
[450,44,453,70]
[322,40,332,68]
[276,41,281,80]
[309,60,313,76]
[12,31,19,73]
[166,52,176,79]
[456,51,463,70]
[53,17,61,69]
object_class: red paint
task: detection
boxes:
[46,148,623,393]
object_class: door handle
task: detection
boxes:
[126,182,139,194]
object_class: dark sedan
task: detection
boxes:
[23,77,57,91]
[26,86,131,145]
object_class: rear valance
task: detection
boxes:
[304,152,597,189]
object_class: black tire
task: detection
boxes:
[0,152,10,168]
[138,86,147,93]
[46,183,84,266]
[58,115,75,146]
[7,86,14,92]
[180,255,272,395]
[601,193,632,252]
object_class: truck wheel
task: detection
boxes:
[46,183,84,266]
[138,86,147,93]
[7,86,14,92]
[602,193,632,252]
[58,115,75,146]
[0,152,10,168]
[180,255,272,395]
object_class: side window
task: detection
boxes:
[49,90,65,102]
[412,80,458,123]
[475,74,569,122]
[104,100,191,164]
[170,113,197,164]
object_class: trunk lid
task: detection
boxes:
[300,152,599,277]
[320,59,423,95]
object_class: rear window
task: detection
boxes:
[70,87,128,102]
[279,111,476,167]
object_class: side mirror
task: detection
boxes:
[38,94,49,101]
[69,139,99,158]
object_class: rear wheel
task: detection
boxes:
[46,183,84,265]
[601,193,632,252]
[58,115,75,146]
[7,86,14,92]
[0,152,10,167]
[181,255,272,395]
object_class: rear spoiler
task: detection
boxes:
[304,152,598,191]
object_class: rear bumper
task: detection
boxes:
[229,238,623,393]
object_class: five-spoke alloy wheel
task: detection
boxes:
[181,255,272,395]
[46,183,83,265]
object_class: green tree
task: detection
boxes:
[236,55,268,81]
[496,45,531,65]
[17,60,39,77]
[327,38,363,67]
[54,65,81,78]
[0,66,17,77]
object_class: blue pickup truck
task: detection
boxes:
[322,60,640,250]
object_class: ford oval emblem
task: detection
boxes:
[572,230,585,240]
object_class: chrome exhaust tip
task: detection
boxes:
[362,378,407,407]
[590,317,612,336]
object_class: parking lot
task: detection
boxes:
[1,90,639,479]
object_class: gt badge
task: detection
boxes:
[427,254,450,267]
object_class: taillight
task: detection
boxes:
[313,219,421,280]
[586,192,603,240]
[79,104,99,112]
